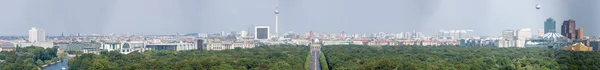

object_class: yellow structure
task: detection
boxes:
[563,42,593,51]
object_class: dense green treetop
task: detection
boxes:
[69,45,309,70]
[0,46,59,70]
[322,45,600,70]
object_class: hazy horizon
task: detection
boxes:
[0,0,598,36]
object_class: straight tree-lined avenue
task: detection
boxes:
[310,44,322,70]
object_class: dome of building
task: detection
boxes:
[542,32,568,42]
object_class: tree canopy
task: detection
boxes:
[321,45,600,70]
[0,46,59,70]
[68,45,309,70]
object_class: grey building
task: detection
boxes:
[254,26,270,40]
[503,30,515,40]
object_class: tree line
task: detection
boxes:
[68,45,309,70]
[321,45,600,70]
[0,46,60,70]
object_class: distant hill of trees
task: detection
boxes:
[321,45,600,70]
[68,45,309,70]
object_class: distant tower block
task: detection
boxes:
[309,31,313,40]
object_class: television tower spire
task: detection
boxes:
[274,4,279,37]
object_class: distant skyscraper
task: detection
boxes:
[544,18,556,34]
[248,25,256,37]
[576,28,584,40]
[517,28,532,40]
[458,30,467,39]
[537,29,544,37]
[239,30,248,37]
[403,32,411,39]
[221,31,227,37]
[415,32,423,39]
[503,30,515,40]
[438,30,446,37]
[561,19,576,40]
[255,26,270,39]
[450,30,459,39]
[28,27,46,42]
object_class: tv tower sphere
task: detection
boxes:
[535,4,541,10]
[274,5,279,14]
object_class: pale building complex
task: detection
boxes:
[205,39,256,50]
[146,43,196,51]
[438,30,473,39]
[101,42,148,54]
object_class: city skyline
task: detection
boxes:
[0,0,599,36]
[2,1,600,70]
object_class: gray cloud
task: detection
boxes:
[0,0,597,36]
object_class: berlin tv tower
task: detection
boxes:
[274,4,280,36]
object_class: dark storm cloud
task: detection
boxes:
[563,0,600,36]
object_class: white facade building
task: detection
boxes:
[497,40,515,48]
[101,41,147,54]
[198,33,209,38]
[101,42,122,52]
[438,30,473,39]
[517,28,533,40]
[28,27,46,42]
[239,30,248,37]
[206,41,255,50]
[515,40,526,48]
[503,30,515,40]
[15,42,54,48]
[146,43,196,51]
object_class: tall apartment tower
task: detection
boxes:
[28,27,46,42]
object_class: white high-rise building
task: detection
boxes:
[221,31,227,37]
[415,32,423,39]
[537,29,544,37]
[458,30,467,39]
[239,30,248,37]
[438,30,446,37]
[517,28,533,40]
[28,27,46,42]
[503,30,515,40]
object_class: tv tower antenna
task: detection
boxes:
[274,4,280,37]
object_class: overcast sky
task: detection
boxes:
[0,0,598,36]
